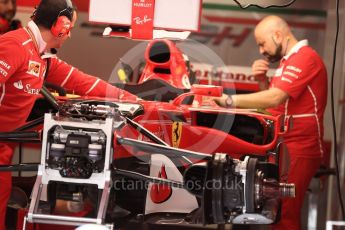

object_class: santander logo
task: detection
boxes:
[150,165,172,204]
[13,80,23,90]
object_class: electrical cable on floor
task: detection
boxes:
[330,0,345,220]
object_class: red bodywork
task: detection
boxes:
[47,92,284,162]
[138,39,191,89]
[118,101,283,159]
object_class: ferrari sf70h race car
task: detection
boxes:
[0,39,295,229]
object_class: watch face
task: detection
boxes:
[234,0,294,8]
[226,95,233,107]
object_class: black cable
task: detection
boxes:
[330,0,345,220]
[233,0,296,9]
[0,163,39,172]
[0,131,40,139]
[40,85,60,110]
[15,116,44,132]
[44,82,66,96]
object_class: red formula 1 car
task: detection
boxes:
[1,39,295,229]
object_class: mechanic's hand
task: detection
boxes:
[197,95,218,107]
[252,59,270,82]
[203,94,229,108]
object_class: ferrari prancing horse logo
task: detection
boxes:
[172,122,182,148]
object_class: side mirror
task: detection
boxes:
[172,84,223,106]
[190,84,223,97]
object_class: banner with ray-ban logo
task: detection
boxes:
[132,0,155,39]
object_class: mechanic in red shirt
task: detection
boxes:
[214,15,327,230]
[0,0,138,228]
[0,0,20,34]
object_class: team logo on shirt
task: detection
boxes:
[26,61,41,77]
[13,80,24,90]
[13,80,40,95]
[0,60,10,77]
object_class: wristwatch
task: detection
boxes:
[225,95,233,108]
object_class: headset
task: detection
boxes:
[50,0,74,37]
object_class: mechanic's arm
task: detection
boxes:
[45,57,139,100]
[215,87,289,109]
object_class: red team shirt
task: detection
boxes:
[268,40,327,158]
[0,21,137,133]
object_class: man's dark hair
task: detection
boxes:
[33,0,75,29]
